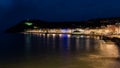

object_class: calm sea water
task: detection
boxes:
[0,33,120,68]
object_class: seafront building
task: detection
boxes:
[25,24,120,35]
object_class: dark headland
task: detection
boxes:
[6,17,120,33]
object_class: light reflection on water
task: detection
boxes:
[0,33,120,68]
[99,40,119,58]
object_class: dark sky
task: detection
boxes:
[1,0,120,31]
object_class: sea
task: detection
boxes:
[0,33,120,68]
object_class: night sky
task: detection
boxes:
[1,0,120,31]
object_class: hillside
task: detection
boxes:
[6,17,120,33]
